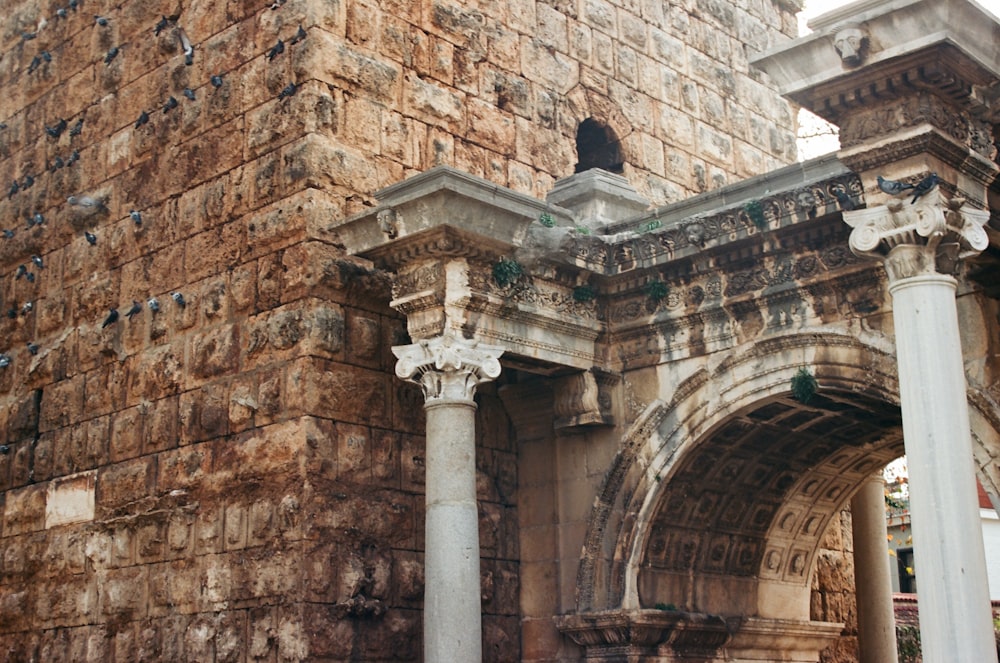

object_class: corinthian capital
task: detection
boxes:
[393,332,504,403]
[843,188,989,281]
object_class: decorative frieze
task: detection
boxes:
[839,92,996,159]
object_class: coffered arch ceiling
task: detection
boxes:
[638,390,904,610]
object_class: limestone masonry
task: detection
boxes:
[2,0,998,661]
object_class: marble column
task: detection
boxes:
[851,476,898,663]
[393,332,504,663]
[845,190,996,663]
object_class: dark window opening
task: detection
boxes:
[897,547,916,593]
[575,118,624,174]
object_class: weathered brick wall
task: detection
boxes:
[0,0,800,660]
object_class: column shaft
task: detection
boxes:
[889,273,997,663]
[393,333,503,663]
[424,398,482,663]
[851,476,899,663]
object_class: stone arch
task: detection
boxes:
[576,330,1000,617]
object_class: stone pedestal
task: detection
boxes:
[850,476,898,663]
[393,333,504,663]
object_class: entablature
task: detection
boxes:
[335,164,886,375]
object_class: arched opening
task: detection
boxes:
[574,118,624,174]
[637,390,904,618]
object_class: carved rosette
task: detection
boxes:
[843,188,989,281]
[392,332,504,404]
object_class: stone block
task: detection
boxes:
[143,396,179,455]
[3,483,47,536]
[45,471,96,529]
[39,374,85,433]
[467,98,516,152]
[84,361,127,420]
[85,416,111,469]
[6,389,40,441]
[280,133,379,198]
[195,503,224,556]
[372,428,400,486]
[165,512,196,559]
[246,83,341,162]
[189,323,241,383]
[361,609,420,660]
[126,341,185,405]
[286,357,388,426]
[96,457,155,511]
[321,490,416,546]
[294,30,401,103]
[224,502,248,551]
[180,381,230,444]
[135,518,166,564]
[110,405,144,462]
[336,422,372,483]
[98,566,148,620]
[195,275,230,327]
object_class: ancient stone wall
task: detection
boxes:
[0,0,801,660]
[812,509,860,663]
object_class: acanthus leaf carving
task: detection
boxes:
[392,331,504,404]
[843,186,989,280]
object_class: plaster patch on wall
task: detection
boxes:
[45,471,97,528]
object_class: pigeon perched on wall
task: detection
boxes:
[45,118,67,138]
[102,308,119,327]
[130,210,142,225]
[31,255,44,269]
[910,173,939,204]
[290,25,306,44]
[171,292,187,308]
[26,342,38,355]
[69,118,84,136]
[85,231,97,245]
[183,88,196,101]
[877,175,914,196]
[148,297,160,313]
[177,28,194,65]
[125,300,142,319]
[278,82,297,100]
[163,96,178,112]
[266,39,285,60]
[135,110,149,128]
[104,46,121,65]
[210,74,224,88]
[154,16,169,35]
[94,15,109,26]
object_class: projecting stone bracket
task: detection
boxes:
[556,609,732,659]
[556,610,843,660]
[553,369,617,431]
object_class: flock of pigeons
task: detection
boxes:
[0,1,310,371]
